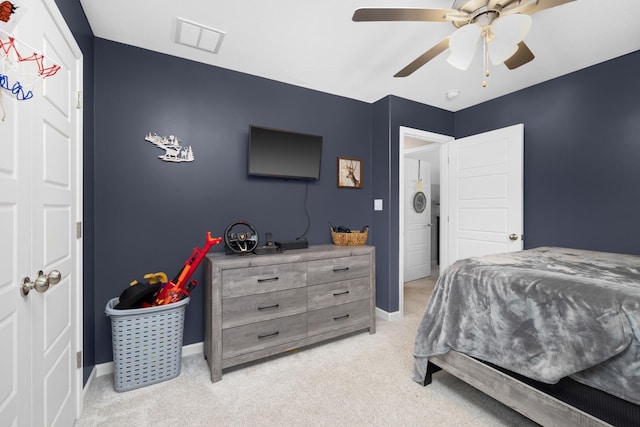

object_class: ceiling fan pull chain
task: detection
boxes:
[482,31,489,88]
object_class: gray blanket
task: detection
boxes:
[413,247,640,405]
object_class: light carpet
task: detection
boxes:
[75,274,538,426]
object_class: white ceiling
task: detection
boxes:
[79,0,640,112]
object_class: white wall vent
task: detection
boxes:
[175,17,225,54]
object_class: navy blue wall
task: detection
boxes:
[54,0,95,384]
[93,39,373,363]
[371,98,392,313]
[455,51,640,255]
[371,96,453,312]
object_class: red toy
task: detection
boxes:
[154,232,222,305]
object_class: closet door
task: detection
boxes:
[0,0,83,424]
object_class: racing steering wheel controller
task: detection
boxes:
[224,221,258,254]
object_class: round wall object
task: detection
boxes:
[413,191,427,213]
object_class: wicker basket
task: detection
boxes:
[331,226,368,246]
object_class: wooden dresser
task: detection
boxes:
[204,244,375,382]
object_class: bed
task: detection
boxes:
[413,247,640,426]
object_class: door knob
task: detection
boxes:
[509,233,519,241]
[20,270,62,296]
[47,270,62,285]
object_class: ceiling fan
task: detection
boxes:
[353,0,575,84]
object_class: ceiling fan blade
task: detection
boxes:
[394,38,450,77]
[352,8,457,22]
[445,13,472,23]
[503,41,535,70]
[503,0,576,16]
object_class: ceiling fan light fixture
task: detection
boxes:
[491,14,532,44]
[447,49,475,70]
[488,14,531,65]
[446,23,481,70]
[488,39,519,65]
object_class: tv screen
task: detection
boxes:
[248,125,322,180]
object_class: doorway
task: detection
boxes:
[397,124,524,319]
[398,127,453,319]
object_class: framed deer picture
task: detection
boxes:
[337,157,363,189]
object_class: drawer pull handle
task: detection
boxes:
[333,290,350,296]
[333,314,350,321]
[257,304,280,311]
[257,276,279,283]
[258,331,279,339]
[333,267,349,272]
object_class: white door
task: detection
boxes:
[448,124,523,265]
[404,158,431,281]
[0,0,82,425]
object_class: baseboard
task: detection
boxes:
[95,360,113,378]
[83,366,98,398]
[376,307,401,322]
[93,341,204,378]
[182,341,204,357]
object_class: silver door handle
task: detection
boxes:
[509,233,519,241]
[20,270,62,296]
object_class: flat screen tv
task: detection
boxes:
[248,125,323,180]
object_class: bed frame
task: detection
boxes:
[424,351,640,427]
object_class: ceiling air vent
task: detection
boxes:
[175,17,225,54]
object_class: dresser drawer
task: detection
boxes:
[222,262,306,298]
[222,288,307,329]
[307,277,371,311]
[307,255,370,286]
[307,299,370,337]
[222,313,307,359]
